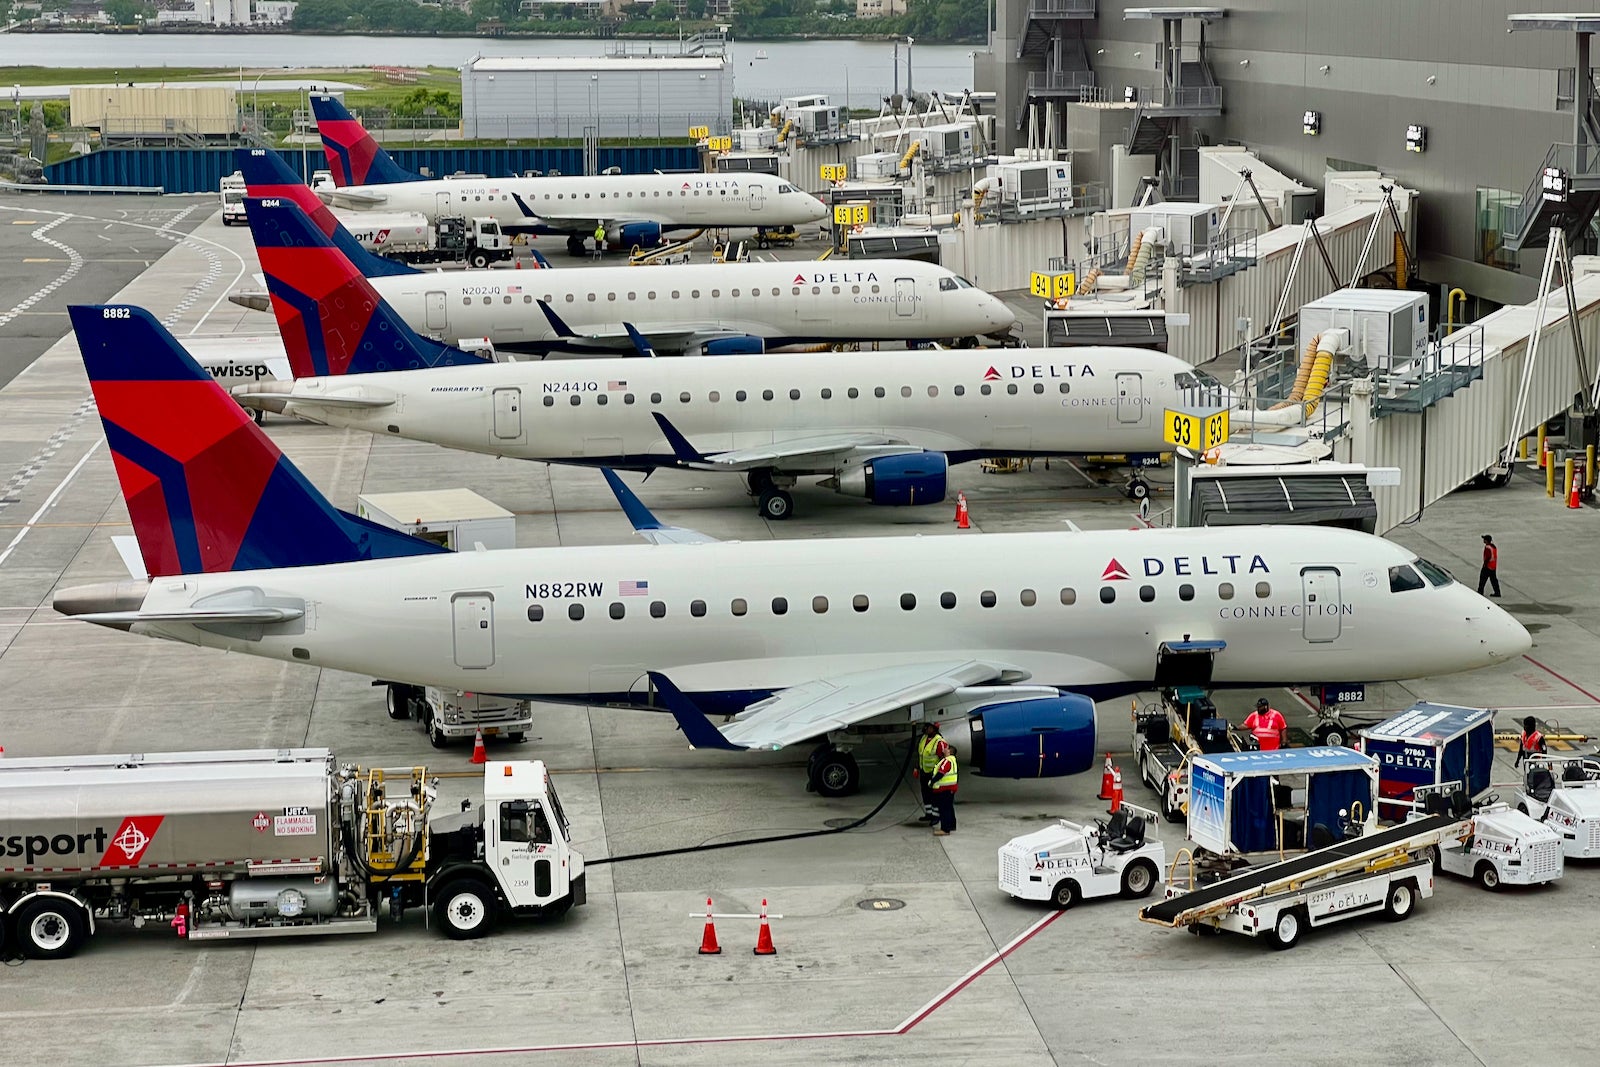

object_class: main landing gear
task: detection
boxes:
[747,468,796,521]
[566,235,587,257]
[806,743,860,798]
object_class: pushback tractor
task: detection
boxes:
[0,749,584,959]
[998,802,1166,908]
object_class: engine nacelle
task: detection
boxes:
[700,335,767,356]
[611,221,663,249]
[832,452,948,507]
[964,694,1097,779]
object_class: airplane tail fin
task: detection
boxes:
[245,197,490,378]
[68,305,445,578]
[309,93,424,187]
[235,147,416,279]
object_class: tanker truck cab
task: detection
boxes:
[474,761,583,920]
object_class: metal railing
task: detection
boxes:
[1371,324,1487,416]
[978,182,1104,224]
[1026,0,1096,17]
[1502,142,1600,240]
[1027,70,1097,93]
[1172,227,1257,286]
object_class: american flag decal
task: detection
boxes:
[506,284,522,294]
[608,380,628,390]
[619,579,649,596]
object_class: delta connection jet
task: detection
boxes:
[58,304,1531,796]
[237,189,1012,357]
[309,94,830,254]
[236,198,1205,519]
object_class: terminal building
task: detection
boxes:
[975,2,1600,307]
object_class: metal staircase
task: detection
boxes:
[1121,8,1224,198]
[1504,14,1600,252]
[1015,0,1097,130]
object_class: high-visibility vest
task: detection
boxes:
[1522,730,1545,752]
[931,754,958,790]
[1245,710,1285,750]
[1485,544,1499,568]
[917,735,942,774]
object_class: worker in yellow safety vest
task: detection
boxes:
[915,722,944,823]
[593,223,606,256]
[930,740,959,836]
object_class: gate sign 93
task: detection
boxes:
[1163,407,1230,452]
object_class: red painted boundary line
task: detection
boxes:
[1523,654,1600,704]
[159,911,1065,1067]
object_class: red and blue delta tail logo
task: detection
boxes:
[244,197,488,378]
[235,147,416,279]
[1101,558,1130,581]
[68,305,446,577]
[309,92,425,188]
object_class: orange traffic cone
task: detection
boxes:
[956,495,971,530]
[698,897,722,955]
[469,729,487,765]
[953,491,966,522]
[1570,476,1583,509]
[1108,767,1124,814]
[1097,753,1115,800]
[753,898,777,956]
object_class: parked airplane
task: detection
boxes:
[58,303,1532,795]
[309,93,830,254]
[240,195,1014,357]
[237,200,1209,518]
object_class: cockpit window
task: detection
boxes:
[1388,564,1426,593]
[1414,558,1455,588]
[777,183,795,193]
[939,277,957,291]
[952,275,974,288]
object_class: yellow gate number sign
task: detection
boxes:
[688,126,710,140]
[833,203,870,226]
[1163,408,1230,451]
[707,135,732,152]
[819,163,848,182]
[1029,271,1077,299]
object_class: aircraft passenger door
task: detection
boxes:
[436,192,452,217]
[451,592,495,669]
[894,277,918,318]
[1300,567,1343,644]
[747,185,766,212]
[492,388,523,441]
[1115,372,1146,425]
[424,290,448,334]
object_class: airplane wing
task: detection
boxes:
[322,188,389,208]
[77,606,305,626]
[600,468,718,545]
[532,300,749,355]
[651,413,912,471]
[231,382,398,413]
[650,661,1009,751]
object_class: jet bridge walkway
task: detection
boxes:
[1140,812,1457,927]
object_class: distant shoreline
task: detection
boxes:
[2,25,983,46]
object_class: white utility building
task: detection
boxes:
[461,55,731,141]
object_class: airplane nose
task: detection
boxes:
[987,297,1016,331]
[1476,602,1532,663]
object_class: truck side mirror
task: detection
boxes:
[461,798,472,812]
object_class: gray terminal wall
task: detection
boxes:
[979,0,1584,301]
[462,61,732,142]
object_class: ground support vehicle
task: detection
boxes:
[343,213,513,267]
[1516,754,1600,859]
[1132,687,1244,822]
[1361,702,1498,820]
[755,225,800,249]
[998,803,1165,908]
[220,172,247,225]
[0,749,583,959]
[383,683,533,748]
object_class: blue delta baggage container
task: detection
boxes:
[1360,702,1497,820]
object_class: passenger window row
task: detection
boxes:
[464,285,882,307]
[524,581,1271,622]
[539,381,1072,408]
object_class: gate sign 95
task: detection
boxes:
[1163,408,1230,451]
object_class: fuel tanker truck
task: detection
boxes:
[0,748,584,959]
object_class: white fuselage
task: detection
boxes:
[122,526,1528,705]
[369,260,1014,349]
[272,347,1208,469]
[328,172,830,233]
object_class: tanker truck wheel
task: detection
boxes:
[14,897,88,960]
[436,880,499,940]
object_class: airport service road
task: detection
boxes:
[0,195,220,390]
[0,203,1598,1067]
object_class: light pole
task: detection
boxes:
[906,36,914,99]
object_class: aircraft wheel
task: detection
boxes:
[252,409,265,425]
[1127,478,1150,501]
[1313,723,1349,748]
[746,468,776,495]
[566,235,585,257]
[811,749,859,797]
[758,488,793,521]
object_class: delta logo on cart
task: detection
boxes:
[1101,558,1131,581]
[99,815,165,868]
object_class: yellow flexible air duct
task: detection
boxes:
[1301,352,1335,417]
[1269,334,1320,410]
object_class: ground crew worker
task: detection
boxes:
[915,722,944,823]
[593,223,606,257]
[1478,534,1502,597]
[1515,715,1547,767]
[929,740,959,835]
[1243,698,1288,751]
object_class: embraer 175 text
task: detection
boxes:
[309,94,829,254]
[236,199,1216,518]
[57,304,1531,796]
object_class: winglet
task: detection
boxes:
[650,412,708,464]
[511,192,540,219]
[600,468,717,545]
[649,671,746,751]
[623,323,658,359]
[535,298,578,339]
[525,247,551,269]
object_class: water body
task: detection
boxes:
[0,33,979,105]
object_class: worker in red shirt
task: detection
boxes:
[1478,534,1501,598]
[1244,698,1288,751]
[1515,716,1547,768]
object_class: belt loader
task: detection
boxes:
[0,748,585,960]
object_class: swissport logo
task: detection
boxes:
[982,366,1002,381]
[373,229,391,246]
[100,815,164,868]
[1101,559,1130,581]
